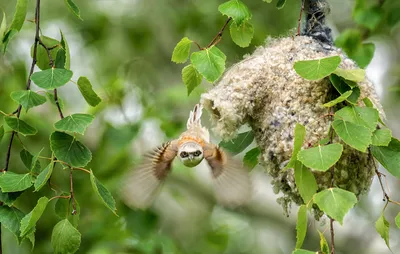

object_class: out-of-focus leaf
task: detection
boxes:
[319,231,330,254]
[375,213,390,250]
[9,0,28,31]
[243,147,260,169]
[64,0,83,20]
[354,6,383,31]
[77,76,102,107]
[0,125,4,142]
[276,0,286,9]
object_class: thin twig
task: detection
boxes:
[49,195,71,202]
[297,0,305,36]
[207,17,232,48]
[69,169,77,215]
[53,89,64,119]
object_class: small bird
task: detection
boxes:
[120,103,251,209]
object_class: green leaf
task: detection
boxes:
[262,0,272,3]
[20,197,49,237]
[243,147,261,169]
[60,30,71,69]
[371,128,392,146]
[319,231,330,254]
[294,161,318,204]
[46,92,65,110]
[332,119,371,152]
[276,0,286,9]
[323,90,352,107]
[55,48,66,69]
[375,213,390,249]
[77,76,102,107]
[296,205,307,249]
[333,68,365,82]
[329,74,360,104]
[0,125,4,142]
[31,68,73,89]
[10,90,46,112]
[171,37,192,63]
[50,131,92,167]
[297,144,343,171]
[0,191,22,206]
[395,213,400,229]
[335,106,379,131]
[34,162,54,191]
[51,219,81,254]
[54,114,94,135]
[285,123,306,170]
[354,6,383,31]
[55,193,80,227]
[4,116,37,136]
[0,11,7,42]
[313,188,357,225]
[229,20,254,48]
[352,43,375,68]
[1,29,17,53]
[190,46,226,82]
[0,172,33,192]
[20,149,41,174]
[64,0,82,20]
[218,0,252,25]
[0,206,25,243]
[9,0,28,31]
[387,6,400,27]
[219,130,254,155]
[32,36,60,70]
[90,170,117,215]
[370,138,400,178]
[292,250,317,254]
[294,56,341,81]
[182,64,202,96]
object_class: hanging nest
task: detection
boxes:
[200,34,384,216]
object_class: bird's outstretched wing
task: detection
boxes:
[203,143,251,207]
[119,140,178,209]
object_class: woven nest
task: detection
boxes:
[201,36,384,216]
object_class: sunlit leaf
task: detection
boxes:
[190,46,226,82]
[20,197,49,237]
[64,0,83,20]
[51,219,81,254]
[219,130,254,155]
[0,172,33,192]
[371,128,392,146]
[370,138,400,178]
[323,90,352,107]
[243,147,260,169]
[77,76,101,107]
[313,188,357,224]
[333,68,365,82]
[60,30,70,69]
[182,64,202,96]
[9,0,28,31]
[50,131,92,167]
[54,114,94,135]
[10,90,47,112]
[218,0,252,25]
[229,20,254,48]
[171,37,192,64]
[319,231,330,254]
[297,144,343,171]
[285,123,306,170]
[31,68,73,89]
[4,116,37,136]
[375,213,390,250]
[332,120,372,152]
[296,205,307,249]
[90,170,117,215]
[335,106,379,131]
[294,161,317,204]
[294,56,341,80]
[0,12,6,42]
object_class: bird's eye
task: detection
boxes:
[193,150,201,156]
[180,151,188,158]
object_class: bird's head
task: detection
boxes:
[178,142,204,167]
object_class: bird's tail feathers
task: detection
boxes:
[187,103,203,129]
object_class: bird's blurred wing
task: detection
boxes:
[203,143,251,207]
[119,140,178,209]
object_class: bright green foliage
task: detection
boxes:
[182,64,202,95]
[297,144,343,171]
[294,161,317,204]
[296,205,307,249]
[90,170,117,215]
[20,149,41,174]
[51,219,81,254]
[218,0,252,25]
[395,213,400,229]
[31,68,73,89]
[20,197,49,237]
[313,188,357,225]
[333,68,365,82]
[292,250,317,254]
[243,147,261,169]
[0,172,33,192]
[55,194,80,227]
[10,90,47,112]
[77,76,102,107]
[354,6,383,31]
[60,30,71,69]
[34,162,54,191]
[294,56,341,80]
[335,106,379,132]
[46,92,65,110]
[371,128,392,146]
[190,46,226,82]
[375,213,390,249]
[276,0,286,9]
[0,125,4,142]
[370,138,400,178]
[172,37,192,63]
[9,0,28,31]
[32,36,60,70]
[229,21,254,47]
[64,0,83,20]
[285,123,306,170]
[50,131,92,167]
[318,231,330,254]
[54,113,95,134]
[219,130,254,155]
[0,206,25,243]
[323,90,352,107]
[332,120,371,152]
[4,116,37,136]
[329,74,360,104]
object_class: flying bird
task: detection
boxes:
[120,104,251,209]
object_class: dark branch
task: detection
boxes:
[69,169,77,215]
[53,89,64,119]
[207,17,232,48]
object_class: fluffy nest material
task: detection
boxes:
[201,36,384,216]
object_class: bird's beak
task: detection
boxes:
[189,154,194,160]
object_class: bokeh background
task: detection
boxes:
[0,0,399,253]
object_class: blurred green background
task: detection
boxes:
[0,0,399,253]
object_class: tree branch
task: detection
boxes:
[69,169,77,215]
[207,17,232,48]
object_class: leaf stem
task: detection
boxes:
[69,169,77,215]
[207,17,232,48]
[49,195,71,202]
